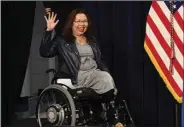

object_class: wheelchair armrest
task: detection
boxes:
[57,79,76,89]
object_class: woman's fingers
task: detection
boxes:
[55,19,59,26]
[48,12,51,20]
[51,12,57,21]
[51,12,54,19]
[47,12,56,21]
[44,16,48,22]
[50,12,58,22]
[44,11,58,28]
[53,13,57,21]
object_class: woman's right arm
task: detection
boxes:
[39,11,59,58]
[39,29,58,57]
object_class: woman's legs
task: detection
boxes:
[87,70,116,94]
[77,70,124,126]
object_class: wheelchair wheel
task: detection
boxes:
[35,84,76,127]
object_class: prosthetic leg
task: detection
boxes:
[101,89,125,127]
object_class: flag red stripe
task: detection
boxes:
[152,2,184,56]
[174,11,184,32]
[145,35,182,96]
[147,15,184,79]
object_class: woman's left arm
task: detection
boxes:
[97,47,110,73]
[93,38,110,73]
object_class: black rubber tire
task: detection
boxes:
[35,84,76,127]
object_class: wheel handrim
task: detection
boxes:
[36,87,75,127]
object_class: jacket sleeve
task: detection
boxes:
[98,49,110,73]
[93,37,110,73]
[39,29,58,58]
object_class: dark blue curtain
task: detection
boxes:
[2,1,181,127]
[44,1,181,126]
[80,1,181,127]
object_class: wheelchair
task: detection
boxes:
[35,69,134,127]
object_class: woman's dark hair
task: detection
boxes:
[62,8,94,42]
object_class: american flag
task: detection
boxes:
[144,1,184,103]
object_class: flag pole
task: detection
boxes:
[169,0,175,75]
[170,1,178,126]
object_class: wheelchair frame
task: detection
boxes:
[35,69,134,127]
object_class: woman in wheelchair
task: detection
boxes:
[36,8,130,127]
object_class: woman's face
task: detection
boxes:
[72,13,88,36]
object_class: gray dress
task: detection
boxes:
[75,42,115,94]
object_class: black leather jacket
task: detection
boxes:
[39,30,109,84]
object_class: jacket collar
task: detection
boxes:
[64,41,80,57]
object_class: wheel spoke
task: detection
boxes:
[39,100,48,111]
[51,90,57,104]
[36,86,76,127]
[45,93,50,107]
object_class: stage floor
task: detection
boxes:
[5,118,101,127]
[4,118,138,127]
[5,118,39,127]
[5,120,174,127]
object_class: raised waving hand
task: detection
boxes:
[44,11,59,31]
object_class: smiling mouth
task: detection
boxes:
[78,28,85,32]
